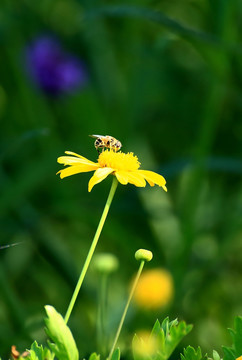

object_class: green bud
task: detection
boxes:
[135,249,153,262]
[93,253,119,274]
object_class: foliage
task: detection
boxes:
[0,0,242,358]
[7,314,241,360]
[133,317,192,360]
[223,316,242,360]
[110,348,120,360]
[180,317,242,360]
[27,341,54,360]
[88,353,100,360]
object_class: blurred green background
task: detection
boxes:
[0,0,242,359]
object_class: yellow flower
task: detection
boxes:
[133,330,159,359]
[57,150,167,192]
[133,268,174,310]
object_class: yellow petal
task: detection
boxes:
[57,164,98,179]
[58,155,98,167]
[138,170,167,191]
[65,151,90,160]
[115,171,129,185]
[115,171,146,187]
[88,167,114,192]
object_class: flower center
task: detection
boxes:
[98,150,140,171]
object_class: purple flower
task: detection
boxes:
[26,36,87,96]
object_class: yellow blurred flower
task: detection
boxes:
[236,357,242,360]
[133,268,174,310]
[133,330,159,359]
[57,150,167,192]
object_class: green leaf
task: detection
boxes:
[223,316,242,360]
[84,5,242,56]
[88,353,100,360]
[222,347,235,360]
[133,317,192,360]
[231,316,242,355]
[151,320,161,336]
[212,350,222,360]
[181,346,222,360]
[85,6,219,46]
[160,318,179,335]
[159,318,193,360]
[151,319,165,348]
[110,348,120,360]
[181,346,204,360]
[44,305,79,360]
[27,341,54,360]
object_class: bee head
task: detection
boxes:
[116,141,122,150]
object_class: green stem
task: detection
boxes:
[108,260,145,360]
[97,273,108,355]
[65,177,118,324]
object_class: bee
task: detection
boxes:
[89,135,122,153]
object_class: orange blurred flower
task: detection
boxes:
[133,268,174,310]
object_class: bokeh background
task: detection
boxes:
[0,0,242,359]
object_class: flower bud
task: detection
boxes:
[93,253,119,274]
[135,249,153,262]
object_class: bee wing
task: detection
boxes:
[89,134,104,139]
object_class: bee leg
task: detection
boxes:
[95,146,100,155]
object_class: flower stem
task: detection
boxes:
[97,273,108,355]
[108,260,145,360]
[64,177,118,324]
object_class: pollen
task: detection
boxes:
[98,150,141,171]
